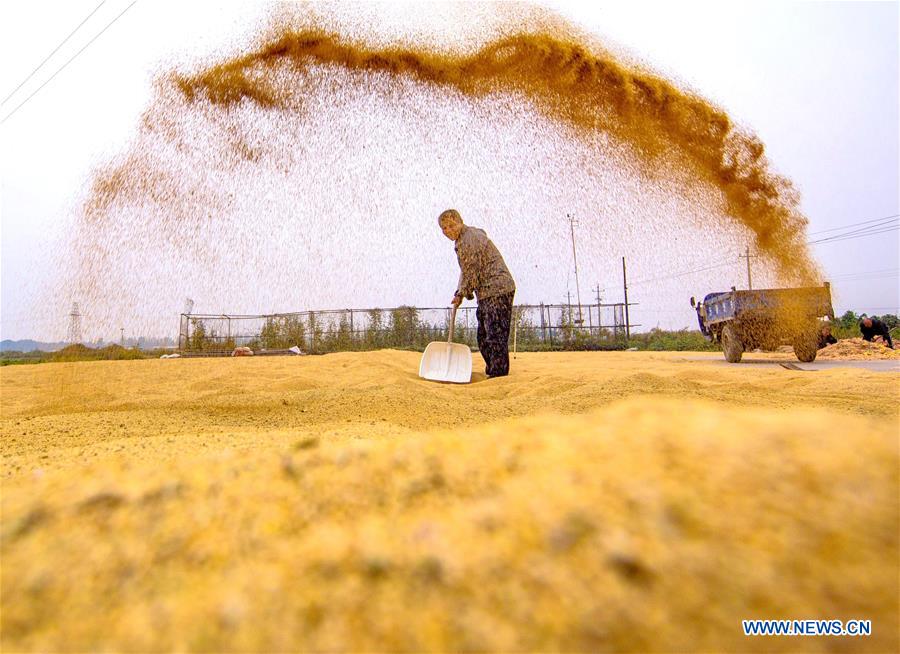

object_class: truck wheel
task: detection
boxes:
[722,323,744,363]
[793,333,818,363]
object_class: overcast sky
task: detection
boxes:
[1,0,898,341]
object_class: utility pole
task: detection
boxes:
[622,257,630,341]
[567,214,583,324]
[739,246,758,290]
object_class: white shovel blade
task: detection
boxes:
[419,341,472,383]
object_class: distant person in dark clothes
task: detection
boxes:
[859,317,894,349]
[439,209,516,377]
[817,323,837,350]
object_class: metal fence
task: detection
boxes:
[178,303,635,354]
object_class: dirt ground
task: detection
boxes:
[2,350,898,652]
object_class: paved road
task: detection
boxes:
[690,356,900,373]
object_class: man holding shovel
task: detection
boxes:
[439,209,516,377]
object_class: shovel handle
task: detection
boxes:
[448,306,457,343]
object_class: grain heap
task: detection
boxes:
[2,351,898,651]
[817,337,900,360]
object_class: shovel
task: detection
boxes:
[419,306,472,383]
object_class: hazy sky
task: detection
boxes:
[1,0,898,341]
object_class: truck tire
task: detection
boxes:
[722,323,744,363]
[793,333,818,363]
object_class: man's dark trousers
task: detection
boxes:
[476,292,514,377]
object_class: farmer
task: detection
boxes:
[859,316,894,349]
[439,209,516,377]
[817,323,837,350]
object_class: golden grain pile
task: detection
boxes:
[817,338,900,360]
[2,351,897,652]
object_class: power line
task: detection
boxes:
[831,274,899,282]
[811,217,897,240]
[829,267,899,279]
[835,216,898,234]
[809,225,899,246]
[812,229,899,246]
[831,275,899,284]
[808,216,899,245]
[0,0,138,125]
[619,214,896,289]
[1,0,107,106]
[807,213,900,236]
[617,212,898,288]
[610,213,896,288]
[814,219,898,241]
[627,257,737,287]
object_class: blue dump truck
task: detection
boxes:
[691,283,834,363]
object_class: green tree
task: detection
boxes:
[189,318,207,351]
[260,317,281,349]
[326,314,354,351]
[283,315,307,350]
[512,309,539,348]
[366,309,384,349]
[388,306,419,348]
[557,305,576,345]
[307,312,323,353]
[836,310,859,330]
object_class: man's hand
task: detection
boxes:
[451,295,463,308]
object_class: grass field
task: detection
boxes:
[2,350,898,652]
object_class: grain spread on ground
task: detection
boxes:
[2,351,897,652]
[817,337,900,360]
